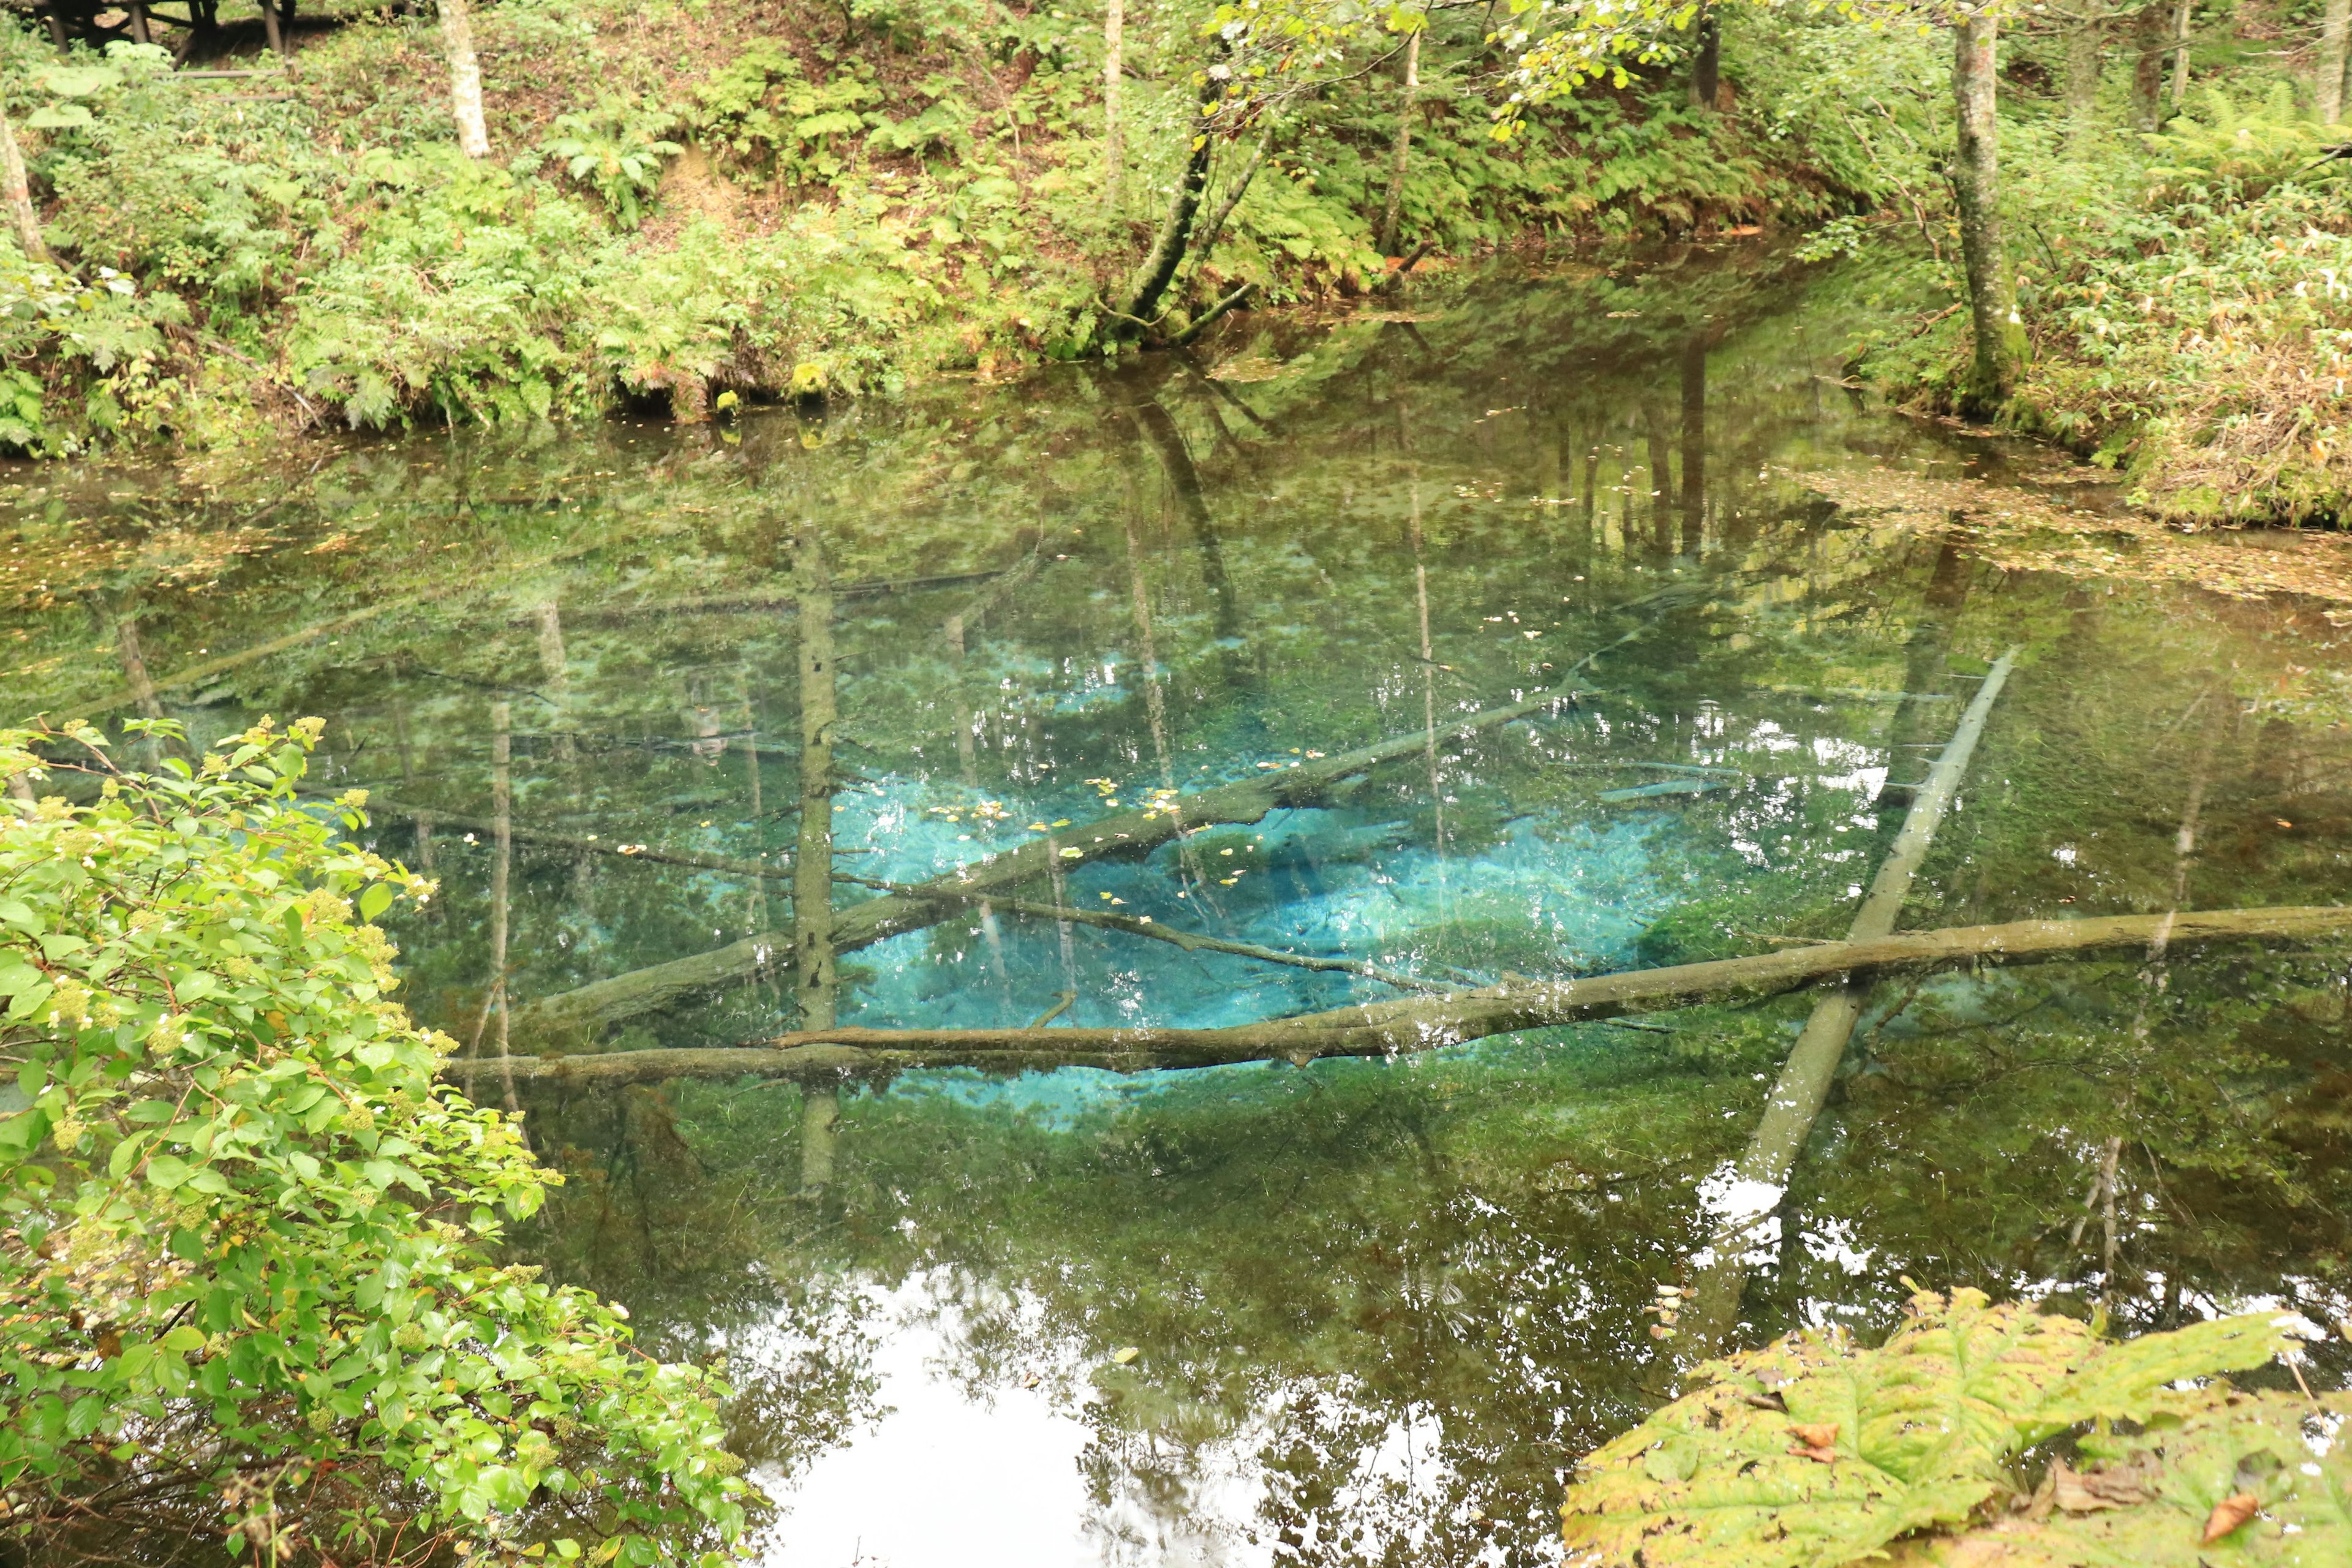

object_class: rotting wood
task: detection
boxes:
[511,671,1604,1042]
[834,871,1445,992]
[1678,646,2018,1354]
[480,906,2352,1089]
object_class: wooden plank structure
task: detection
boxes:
[15,0,296,60]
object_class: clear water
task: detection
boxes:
[8,243,2352,1567]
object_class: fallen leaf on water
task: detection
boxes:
[2201,1491,2260,1543]
[1788,1422,1838,1449]
[1110,1346,1140,1364]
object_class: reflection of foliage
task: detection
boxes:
[1560,1287,2296,1567]
[0,721,744,1566]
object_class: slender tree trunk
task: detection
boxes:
[1951,9,2022,419]
[2324,0,2352,123]
[2063,17,2105,134]
[260,0,283,53]
[1118,83,1221,333]
[793,527,842,1194]
[1377,26,1421,257]
[2130,2,2168,129]
[0,105,48,265]
[1101,0,1123,214]
[439,0,491,159]
[2168,0,2192,105]
[1690,2,1721,109]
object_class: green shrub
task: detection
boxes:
[0,717,746,1564]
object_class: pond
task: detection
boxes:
[8,241,2352,1567]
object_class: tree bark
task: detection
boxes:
[0,103,47,265]
[1101,0,1123,215]
[439,0,490,159]
[2062,17,2104,135]
[1689,4,1721,109]
[482,905,2352,1088]
[1376,26,1420,257]
[2324,0,2351,123]
[793,527,841,1193]
[1951,9,2022,419]
[2168,0,2192,107]
[2129,2,2168,129]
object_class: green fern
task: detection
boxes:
[2143,82,2340,205]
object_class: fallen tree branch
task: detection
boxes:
[834,870,1445,992]
[484,905,2352,1087]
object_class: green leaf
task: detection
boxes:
[35,64,122,96]
[24,104,95,130]
[1561,1291,2299,1568]
[359,882,394,924]
[108,1131,149,1177]
[143,1153,190,1189]
[1886,1390,2352,1566]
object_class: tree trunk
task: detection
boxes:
[2324,0,2351,123]
[1951,9,2022,419]
[2129,2,2168,129]
[1101,0,1123,214]
[2062,17,2104,133]
[1376,26,1420,257]
[1690,3,1720,109]
[2168,0,2192,106]
[0,104,47,265]
[1117,83,1221,333]
[793,527,841,1194]
[439,0,490,159]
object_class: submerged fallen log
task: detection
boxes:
[510,674,1599,1043]
[484,905,2352,1087]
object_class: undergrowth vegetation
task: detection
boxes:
[0,0,1890,455]
[1837,9,2352,527]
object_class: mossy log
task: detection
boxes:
[486,905,2352,1087]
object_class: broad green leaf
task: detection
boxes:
[34,64,121,96]
[359,881,394,924]
[1561,1291,2301,1568]
[24,104,94,130]
[143,1153,190,1189]
[1887,1391,2352,1566]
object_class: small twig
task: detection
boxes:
[1028,991,1076,1028]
